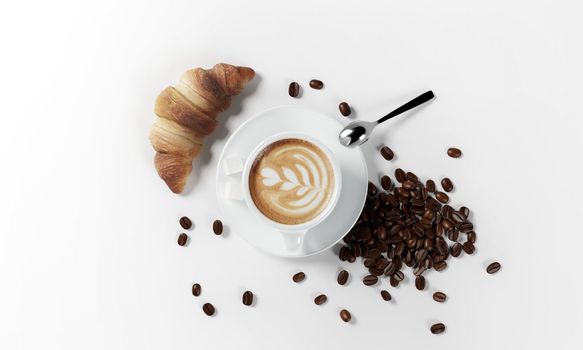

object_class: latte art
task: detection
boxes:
[249,138,335,225]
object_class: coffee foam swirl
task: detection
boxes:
[249,138,335,225]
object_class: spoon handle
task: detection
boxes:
[376,90,435,124]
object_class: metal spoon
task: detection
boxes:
[339,90,435,147]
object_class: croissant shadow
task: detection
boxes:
[180,74,262,195]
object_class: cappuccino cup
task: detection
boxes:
[240,132,342,251]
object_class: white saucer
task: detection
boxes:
[216,106,368,257]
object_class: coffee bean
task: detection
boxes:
[426,179,436,193]
[406,172,418,182]
[179,216,192,229]
[177,233,188,246]
[487,262,501,274]
[442,218,454,230]
[339,247,349,261]
[309,79,323,89]
[202,303,215,316]
[450,242,462,257]
[433,292,447,302]
[447,147,462,158]
[467,231,477,243]
[460,206,470,217]
[395,168,406,183]
[381,290,392,301]
[459,222,474,233]
[435,192,449,204]
[452,211,466,224]
[288,82,300,97]
[430,323,446,334]
[380,146,394,161]
[192,283,201,296]
[337,270,349,285]
[441,178,454,192]
[462,241,475,254]
[434,261,447,271]
[368,181,378,195]
[381,175,392,191]
[363,274,378,286]
[390,275,400,287]
[292,272,306,283]
[393,270,404,282]
[212,220,223,235]
[339,102,351,116]
[314,294,327,305]
[242,291,253,306]
[415,276,426,290]
[340,309,351,322]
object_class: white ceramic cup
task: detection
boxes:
[240,132,342,252]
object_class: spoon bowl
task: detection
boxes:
[339,120,376,147]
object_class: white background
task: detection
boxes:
[1,0,582,349]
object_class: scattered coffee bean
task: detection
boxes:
[380,146,395,161]
[447,147,462,158]
[395,168,406,182]
[450,243,462,257]
[434,261,447,271]
[433,292,447,302]
[192,283,201,296]
[459,222,474,233]
[242,291,253,306]
[202,303,215,316]
[381,290,392,301]
[405,172,418,182]
[309,79,324,89]
[340,309,351,322]
[462,241,475,254]
[426,179,436,193]
[363,274,378,286]
[339,102,351,116]
[487,262,501,274]
[431,323,446,334]
[441,178,454,192]
[177,233,188,246]
[292,272,306,283]
[381,175,392,191]
[212,220,223,235]
[339,247,349,261]
[460,206,470,217]
[179,216,192,229]
[337,270,349,285]
[415,276,426,291]
[314,294,328,305]
[467,231,477,243]
[435,191,449,204]
[288,82,300,97]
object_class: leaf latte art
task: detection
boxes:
[249,138,335,225]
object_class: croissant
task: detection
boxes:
[149,63,255,193]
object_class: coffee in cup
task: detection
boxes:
[248,138,336,225]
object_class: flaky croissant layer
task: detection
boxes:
[149,63,255,193]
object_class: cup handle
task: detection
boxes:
[281,230,306,251]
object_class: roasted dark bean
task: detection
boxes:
[381,290,392,301]
[202,303,215,316]
[395,168,406,183]
[337,270,349,285]
[212,220,223,235]
[431,323,446,334]
[339,102,351,116]
[309,79,324,89]
[435,192,449,203]
[292,272,306,283]
[380,146,394,160]
[433,292,447,302]
[363,275,378,286]
[314,294,327,305]
[450,242,462,257]
[487,262,502,274]
[368,181,378,195]
[459,222,474,233]
[441,178,454,192]
[177,233,188,246]
[405,172,418,182]
[340,309,351,322]
[467,231,477,243]
[447,147,462,158]
[192,283,201,296]
[434,261,447,271]
[288,82,300,97]
[426,179,436,193]
[179,216,192,229]
[381,175,392,191]
[462,241,475,254]
[242,291,254,306]
[415,275,426,290]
